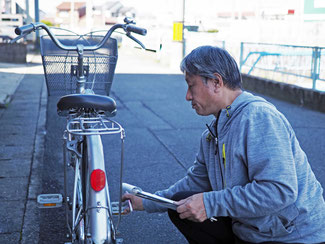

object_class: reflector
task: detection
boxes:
[90,169,106,191]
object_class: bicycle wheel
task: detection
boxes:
[70,140,87,243]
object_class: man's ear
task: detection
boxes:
[212,73,224,90]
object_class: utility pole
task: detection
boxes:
[34,0,40,49]
[182,0,186,58]
[34,0,39,22]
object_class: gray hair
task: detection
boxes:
[180,46,242,90]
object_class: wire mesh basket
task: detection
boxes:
[40,35,118,96]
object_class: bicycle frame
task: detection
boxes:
[76,44,87,94]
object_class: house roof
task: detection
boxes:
[57,2,86,11]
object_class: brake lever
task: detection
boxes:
[126,32,146,49]
[10,32,30,44]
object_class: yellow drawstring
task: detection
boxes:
[225,105,231,117]
[222,143,226,187]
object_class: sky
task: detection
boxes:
[37,0,299,13]
[39,0,60,14]
[38,0,183,15]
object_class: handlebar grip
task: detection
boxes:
[126,25,147,36]
[122,183,142,194]
[15,24,35,35]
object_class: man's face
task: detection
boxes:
[185,73,217,116]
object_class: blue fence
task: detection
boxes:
[184,33,324,91]
[238,42,325,91]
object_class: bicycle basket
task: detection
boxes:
[40,35,118,96]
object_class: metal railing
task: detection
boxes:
[182,32,324,91]
[239,42,325,91]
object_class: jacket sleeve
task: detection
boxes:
[203,107,299,219]
[143,132,212,213]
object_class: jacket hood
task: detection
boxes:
[213,91,271,138]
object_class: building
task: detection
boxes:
[0,0,25,39]
[54,0,136,30]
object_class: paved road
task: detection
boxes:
[41,76,325,243]
[40,75,204,244]
[1,47,325,243]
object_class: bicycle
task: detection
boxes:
[13,18,147,243]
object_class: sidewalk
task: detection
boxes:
[0,54,46,243]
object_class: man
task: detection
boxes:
[123,46,325,243]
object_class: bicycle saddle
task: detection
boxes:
[57,94,117,116]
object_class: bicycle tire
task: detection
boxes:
[71,140,86,244]
[80,139,88,243]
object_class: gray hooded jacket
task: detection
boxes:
[143,91,325,243]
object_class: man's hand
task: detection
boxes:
[175,193,207,222]
[122,193,144,213]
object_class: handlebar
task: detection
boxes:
[13,21,147,51]
[125,25,147,36]
[15,23,35,35]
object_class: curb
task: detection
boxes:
[0,66,26,108]
[0,53,37,108]
[21,79,48,244]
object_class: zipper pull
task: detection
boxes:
[214,137,218,155]
[205,124,218,154]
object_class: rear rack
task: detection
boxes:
[67,116,123,136]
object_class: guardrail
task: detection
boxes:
[239,42,325,91]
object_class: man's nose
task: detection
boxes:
[186,89,192,101]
